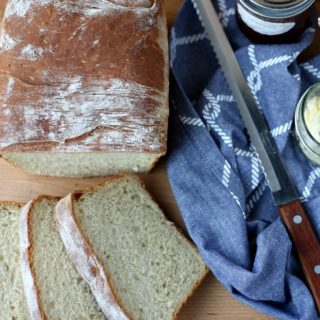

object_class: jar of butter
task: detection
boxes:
[295,82,320,166]
[236,0,316,43]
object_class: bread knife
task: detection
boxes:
[191,0,320,311]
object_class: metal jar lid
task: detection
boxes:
[238,0,315,19]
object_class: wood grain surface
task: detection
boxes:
[1,0,319,319]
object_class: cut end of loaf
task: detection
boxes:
[3,152,160,177]
[56,175,208,320]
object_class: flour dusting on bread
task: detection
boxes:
[5,0,157,19]
[0,31,17,50]
[0,0,168,155]
[20,44,44,60]
[0,77,165,150]
[20,201,43,320]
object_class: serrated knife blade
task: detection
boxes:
[191,0,320,311]
[192,0,296,206]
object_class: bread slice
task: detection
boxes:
[0,0,168,177]
[56,175,208,320]
[20,196,105,320]
[0,202,30,320]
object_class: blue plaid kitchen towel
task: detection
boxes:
[167,0,320,319]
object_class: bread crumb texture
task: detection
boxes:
[0,203,29,320]
[73,176,207,320]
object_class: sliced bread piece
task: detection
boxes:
[55,175,208,320]
[20,196,105,320]
[0,202,30,320]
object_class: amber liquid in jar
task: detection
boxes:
[236,0,316,43]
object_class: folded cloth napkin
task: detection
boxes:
[167,1,320,319]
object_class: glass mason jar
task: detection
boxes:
[236,0,316,43]
[295,82,320,166]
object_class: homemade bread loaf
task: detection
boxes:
[20,196,105,319]
[0,0,168,177]
[56,175,208,320]
[0,202,30,320]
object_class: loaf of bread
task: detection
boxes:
[20,196,105,319]
[0,0,168,177]
[0,202,30,320]
[55,175,208,320]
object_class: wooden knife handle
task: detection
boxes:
[279,200,320,312]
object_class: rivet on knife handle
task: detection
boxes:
[191,0,320,311]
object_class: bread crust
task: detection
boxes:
[55,191,132,320]
[55,175,208,320]
[0,200,24,208]
[173,267,209,319]
[20,196,60,320]
[0,0,168,155]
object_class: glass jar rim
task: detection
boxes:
[295,83,320,165]
[238,0,315,19]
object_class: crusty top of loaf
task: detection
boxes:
[0,0,168,153]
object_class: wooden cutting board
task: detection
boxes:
[0,160,272,320]
[3,0,319,319]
